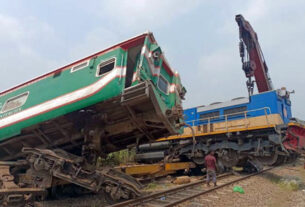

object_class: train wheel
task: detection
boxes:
[217,150,239,168]
[273,155,286,166]
[192,157,205,165]
[286,152,298,163]
[216,159,225,173]
[99,189,115,205]
[252,152,278,166]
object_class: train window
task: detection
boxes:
[199,111,220,121]
[1,92,29,113]
[224,106,247,118]
[158,75,169,94]
[71,60,89,73]
[96,58,115,76]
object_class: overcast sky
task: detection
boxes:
[0,0,305,118]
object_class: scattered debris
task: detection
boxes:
[172,176,191,184]
[233,185,245,194]
[232,166,243,172]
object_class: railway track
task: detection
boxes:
[108,167,275,207]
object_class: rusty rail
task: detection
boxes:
[108,173,231,207]
[109,167,275,207]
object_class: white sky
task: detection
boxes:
[0,0,305,118]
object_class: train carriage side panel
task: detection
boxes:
[0,48,126,139]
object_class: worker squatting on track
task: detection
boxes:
[205,151,217,187]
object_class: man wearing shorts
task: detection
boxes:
[204,151,217,187]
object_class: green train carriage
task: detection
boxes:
[0,32,186,203]
[0,32,185,161]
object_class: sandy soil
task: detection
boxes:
[179,159,305,207]
[35,194,107,207]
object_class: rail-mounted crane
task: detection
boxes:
[236,14,274,95]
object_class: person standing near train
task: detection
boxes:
[204,151,217,187]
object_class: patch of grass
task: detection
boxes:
[145,182,158,190]
[262,172,303,191]
[278,176,302,191]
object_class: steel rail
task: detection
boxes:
[108,173,232,207]
[161,167,275,207]
[109,167,275,207]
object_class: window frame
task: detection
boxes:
[199,111,220,121]
[70,60,90,73]
[223,106,247,118]
[157,74,169,95]
[1,91,30,113]
[96,57,116,77]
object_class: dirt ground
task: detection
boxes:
[179,159,305,207]
[36,158,305,207]
[35,194,107,207]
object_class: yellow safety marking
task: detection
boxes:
[165,162,196,171]
[158,124,276,141]
[288,122,305,129]
[124,164,162,175]
[117,162,195,176]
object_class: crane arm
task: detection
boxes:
[235,14,273,95]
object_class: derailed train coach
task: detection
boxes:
[0,32,185,159]
[0,32,186,203]
[136,88,305,169]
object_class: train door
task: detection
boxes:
[125,45,143,88]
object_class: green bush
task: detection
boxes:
[97,148,136,167]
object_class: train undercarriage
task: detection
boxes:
[0,81,184,206]
[135,119,305,171]
[0,147,142,206]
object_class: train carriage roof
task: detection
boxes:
[0,32,177,97]
[197,97,249,113]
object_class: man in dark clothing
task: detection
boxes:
[204,151,217,186]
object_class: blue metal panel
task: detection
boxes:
[183,90,292,127]
[249,90,291,124]
[184,108,197,126]
[247,91,278,117]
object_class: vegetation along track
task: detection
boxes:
[108,167,275,207]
